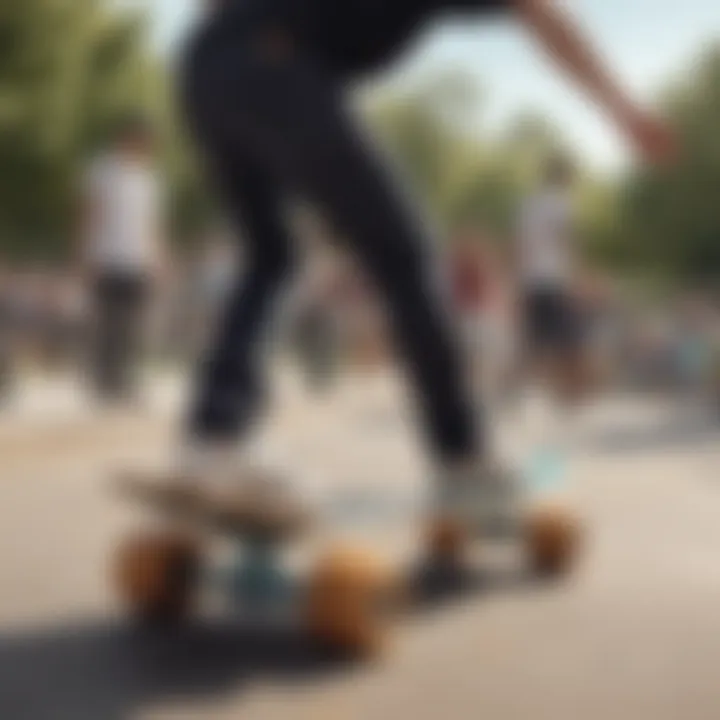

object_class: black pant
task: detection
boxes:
[93,272,149,400]
[181,17,480,463]
[523,287,582,355]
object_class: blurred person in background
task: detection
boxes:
[514,155,592,408]
[578,270,620,392]
[13,269,48,370]
[448,228,515,410]
[154,0,675,528]
[51,274,90,371]
[673,294,716,402]
[79,115,167,404]
[0,264,17,403]
[291,241,344,393]
[196,232,237,324]
[448,229,488,397]
[187,230,238,357]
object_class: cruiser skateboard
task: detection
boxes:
[112,470,581,657]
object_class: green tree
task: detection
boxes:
[366,75,571,240]
[0,0,159,261]
[618,44,720,284]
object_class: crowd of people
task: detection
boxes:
[0,116,718,421]
[0,139,719,419]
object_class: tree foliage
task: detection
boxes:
[0,0,162,260]
[616,46,720,284]
[3,3,720,287]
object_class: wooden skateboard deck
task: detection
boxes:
[117,472,310,542]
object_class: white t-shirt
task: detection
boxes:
[517,188,574,290]
[84,154,163,275]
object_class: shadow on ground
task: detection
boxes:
[0,567,544,720]
[0,619,352,720]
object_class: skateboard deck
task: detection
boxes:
[117,472,310,541]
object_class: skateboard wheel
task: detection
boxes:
[305,546,398,657]
[524,506,580,577]
[114,532,200,623]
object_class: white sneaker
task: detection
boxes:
[174,440,308,523]
[433,460,524,535]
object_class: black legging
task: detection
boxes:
[181,16,482,463]
[93,272,149,400]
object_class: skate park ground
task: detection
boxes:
[1,368,720,720]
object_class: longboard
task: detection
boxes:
[112,468,581,657]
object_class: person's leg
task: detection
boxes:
[184,156,295,441]
[524,289,588,485]
[117,275,149,400]
[547,291,589,407]
[504,288,538,415]
[523,288,564,393]
[179,25,503,520]
[106,277,133,399]
[93,275,118,399]
[197,57,481,465]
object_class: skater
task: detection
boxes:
[79,116,167,403]
[167,0,675,527]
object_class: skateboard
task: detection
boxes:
[112,470,581,658]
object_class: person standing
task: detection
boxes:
[79,116,166,402]
[515,156,588,406]
[158,0,674,528]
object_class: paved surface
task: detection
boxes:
[1,370,720,719]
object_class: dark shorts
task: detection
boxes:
[523,287,583,354]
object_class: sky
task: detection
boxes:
[123,0,720,172]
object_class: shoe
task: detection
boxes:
[432,459,523,536]
[171,441,310,535]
